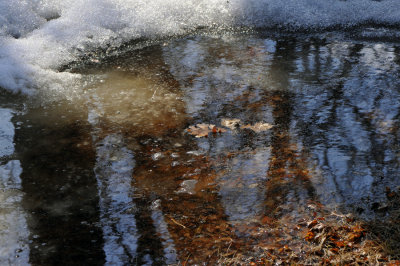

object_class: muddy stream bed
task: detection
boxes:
[1,30,400,265]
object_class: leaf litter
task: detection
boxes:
[217,192,400,265]
[184,117,400,265]
[187,119,273,138]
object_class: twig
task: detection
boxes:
[169,216,187,228]
[151,88,157,100]
[183,253,191,266]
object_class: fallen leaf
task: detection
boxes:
[221,118,241,129]
[266,252,277,260]
[330,247,339,254]
[352,225,365,234]
[305,231,315,241]
[307,219,318,228]
[322,259,331,264]
[313,223,326,232]
[334,241,345,248]
[186,124,226,138]
[241,122,273,132]
[348,232,363,242]
[261,216,276,226]
[387,191,396,199]
[211,125,227,134]
[187,123,212,138]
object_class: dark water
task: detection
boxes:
[1,29,400,264]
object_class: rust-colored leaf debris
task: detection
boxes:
[187,119,273,138]
[186,123,226,138]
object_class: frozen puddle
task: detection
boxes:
[1,26,400,263]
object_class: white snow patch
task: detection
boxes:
[1,0,400,94]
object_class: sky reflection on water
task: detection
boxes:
[1,31,400,264]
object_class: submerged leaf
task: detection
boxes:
[330,247,339,254]
[187,123,212,138]
[305,231,315,241]
[241,122,273,132]
[221,118,241,129]
[187,123,226,138]
[307,219,318,228]
[334,241,345,248]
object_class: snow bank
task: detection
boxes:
[1,0,400,94]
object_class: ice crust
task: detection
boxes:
[1,0,400,94]
[0,108,15,158]
[0,160,30,266]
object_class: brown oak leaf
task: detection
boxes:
[241,122,273,132]
[187,124,226,138]
[221,118,241,129]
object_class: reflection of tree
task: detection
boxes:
[87,44,241,264]
[263,39,317,218]
[131,136,241,264]
[134,196,166,265]
[164,34,400,221]
[292,39,400,216]
[264,91,317,217]
[14,104,105,265]
[88,33,400,263]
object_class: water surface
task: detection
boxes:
[1,30,400,264]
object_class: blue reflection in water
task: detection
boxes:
[94,135,138,265]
